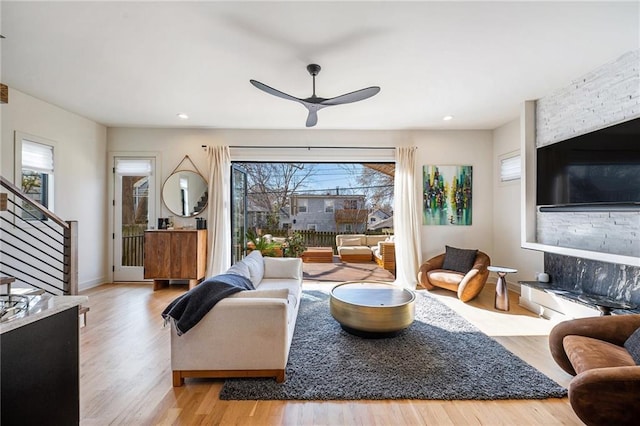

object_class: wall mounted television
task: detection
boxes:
[537,117,640,211]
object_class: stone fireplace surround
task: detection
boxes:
[544,252,639,306]
[519,50,640,317]
[535,49,640,260]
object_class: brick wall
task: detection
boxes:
[535,49,640,258]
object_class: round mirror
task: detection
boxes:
[162,170,208,217]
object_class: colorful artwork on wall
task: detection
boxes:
[423,165,473,225]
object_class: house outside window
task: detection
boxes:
[307,224,317,231]
[297,199,308,213]
[324,199,334,213]
[20,139,55,220]
[343,199,358,209]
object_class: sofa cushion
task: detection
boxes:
[263,257,302,280]
[427,269,465,291]
[338,246,372,256]
[242,250,265,286]
[230,288,289,299]
[258,279,301,310]
[564,335,636,374]
[442,246,478,273]
[365,235,387,247]
[624,327,640,364]
[341,237,364,246]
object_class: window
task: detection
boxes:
[307,224,317,231]
[324,199,334,213]
[500,153,521,182]
[344,224,353,232]
[20,138,55,220]
[343,199,358,209]
[297,199,308,213]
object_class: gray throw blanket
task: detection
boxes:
[161,273,255,335]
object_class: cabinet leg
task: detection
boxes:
[153,280,169,291]
[188,279,200,289]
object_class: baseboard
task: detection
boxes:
[79,277,106,292]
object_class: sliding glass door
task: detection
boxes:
[230,164,247,264]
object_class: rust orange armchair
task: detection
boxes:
[417,248,491,302]
[549,314,640,426]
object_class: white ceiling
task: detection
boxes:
[1,1,638,130]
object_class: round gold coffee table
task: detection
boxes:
[330,281,416,338]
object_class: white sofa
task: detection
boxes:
[170,250,303,386]
[335,234,391,263]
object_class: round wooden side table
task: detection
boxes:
[488,266,518,311]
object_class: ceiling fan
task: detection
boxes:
[250,64,380,127]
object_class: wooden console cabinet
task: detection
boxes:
[144,229,207,290]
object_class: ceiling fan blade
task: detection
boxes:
[306,110,318,127]
[250,79,302,103]
[321,86,380,106]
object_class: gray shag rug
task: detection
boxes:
[219,290,567,400]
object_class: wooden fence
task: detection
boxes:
[121,224,146,266]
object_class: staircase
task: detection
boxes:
[0,176,88,323]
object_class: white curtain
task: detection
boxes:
[206,146,231,276]
[393,146,422,289]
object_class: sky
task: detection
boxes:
[302,163,363,195]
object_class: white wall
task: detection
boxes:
[411,130,494,262]
[107,127,497,276]
[1,89,108,289]
[492,119,543,288]
[0,92,523,288]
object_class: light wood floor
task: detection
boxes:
[78,281,581,425]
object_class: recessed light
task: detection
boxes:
[177,113,189,120]
[443,115,454,121]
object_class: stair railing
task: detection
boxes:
[0,176,78,295]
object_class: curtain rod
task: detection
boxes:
[201,145,395,150]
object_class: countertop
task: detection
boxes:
[0,294,88,334]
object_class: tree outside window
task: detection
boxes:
[20,139,54,221]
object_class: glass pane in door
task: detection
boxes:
[120,175,148,266]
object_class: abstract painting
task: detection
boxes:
[423,165,473,225]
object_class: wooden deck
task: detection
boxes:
[303,256,395,282]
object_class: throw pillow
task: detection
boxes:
[242,250,265,286]
[441,245,478,273]
[226,261,251,279]
[624,327,640,365]
[263,257,302,280]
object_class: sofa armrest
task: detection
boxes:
[550,314,640,375]
[378,242,395,258]
[569,366,640,425]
